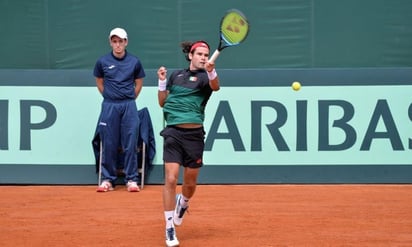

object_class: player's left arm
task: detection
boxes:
[206,62,220,91]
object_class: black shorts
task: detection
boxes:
[160,126,205,168]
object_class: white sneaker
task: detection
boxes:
[165,227,179,247]
[126,181,140,192]
[96,180,113,192]
[173,194,188,226]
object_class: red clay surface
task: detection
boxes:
[0,185,411,246]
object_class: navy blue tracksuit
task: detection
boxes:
[93,50,145,184]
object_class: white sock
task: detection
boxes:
[180,194,189,208]
[164,211,174,228]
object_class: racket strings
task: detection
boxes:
[221,12,249,45]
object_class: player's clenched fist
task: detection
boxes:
[157,66,167,91]
[158,66,167,81]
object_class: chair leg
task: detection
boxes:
[141,142,146,189]
[98,141,102,186]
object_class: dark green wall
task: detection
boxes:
[1,0,411,69]
[1,0,411,184]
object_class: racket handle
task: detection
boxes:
[209,49,220,63]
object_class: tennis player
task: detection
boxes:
[157,40,220,246]
[93,27,145,192]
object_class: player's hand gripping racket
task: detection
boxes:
[209,9,250,63]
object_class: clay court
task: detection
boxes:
[0,184,411,246]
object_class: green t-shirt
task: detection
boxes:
[163,69,213,125]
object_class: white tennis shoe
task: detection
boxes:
[173,194,188,226]
[165,227,179,247]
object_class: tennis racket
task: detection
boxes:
[209,9,250,63]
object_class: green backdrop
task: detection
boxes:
[0,0,411,69]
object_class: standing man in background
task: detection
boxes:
[94,27,145,192]
[157,40,220,246]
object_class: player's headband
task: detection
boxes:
[190,42,209,53]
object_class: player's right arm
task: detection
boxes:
[157,66,168,107]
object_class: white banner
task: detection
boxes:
[0,85,411,165]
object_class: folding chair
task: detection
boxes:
[137,107,155,189]
[138,142,146,189]
[93,107,155,189]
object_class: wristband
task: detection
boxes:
[207,69,217,80]
[158,78,167,91]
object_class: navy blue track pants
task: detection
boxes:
[98,99,139,183]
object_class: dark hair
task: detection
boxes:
[181,40,210,61]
